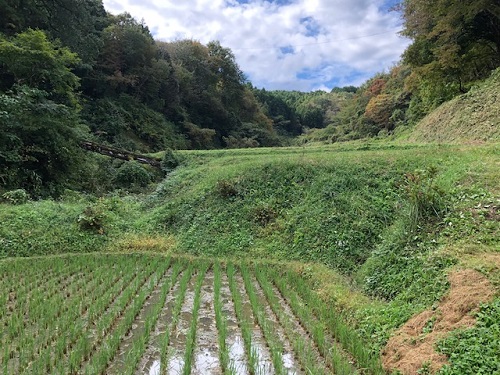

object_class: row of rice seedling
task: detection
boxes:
[213,263,231,374]
[2,255,383,375]
[160,264,195,373]
[267,265,384,374]
[82,257,169,374]
[1,254,165,375]
[0,257,86,372]
[259,266,357,374]
[17,270,105,372]
[2,268,97,373]
[226,263,261,374]
[182,264,209,374]
[253,268,332,375]
[240,265,288,375]
[24,258,141,374]
[106,259,185,374]
[19,255,157,374]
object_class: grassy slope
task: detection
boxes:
[1,142,498,372]
[408,68,500,143]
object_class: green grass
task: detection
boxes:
[437,298,500,374]
[407,68,500,144]
[1,141,499,373]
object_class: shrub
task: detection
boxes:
[161,149,180,173]
[77,204,105,234]
[112,161,152,189]
[251,204,278,226]
[402,166,447,229]
[215,179,239,198]
[1,189,30,204]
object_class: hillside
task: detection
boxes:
[1,142,499,373]
[408,68,500,143]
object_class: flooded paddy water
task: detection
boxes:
[0,254,367,375]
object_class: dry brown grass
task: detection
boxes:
[382,269,496,374]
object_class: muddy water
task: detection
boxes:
[136,270,184,375]
[270,281,338,373]
[219,273,249,375]
[164,272,198,375]
[235,273,274,375]
[107,268,173,374]
[193,271,221,374]
[251,278,302,375]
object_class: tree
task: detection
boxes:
[0,30,86,197]
[91,13,156,97]
[0,29,80,105]
[0,0,108,64]
[401,0,500,108]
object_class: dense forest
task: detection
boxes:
[1,0,499,197]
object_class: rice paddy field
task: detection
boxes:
[0,253,382,375]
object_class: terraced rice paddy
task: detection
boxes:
[0,254,382,374]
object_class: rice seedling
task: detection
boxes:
[227,263,260,375]
[214,262,232,374]
[83,259,169,374]
[269,266,384,374]
[182,263,209,374]
[240,265,286,375]
[253,267,331,375]
[160,263,194,374]
[115,259,183,374]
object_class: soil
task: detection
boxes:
[382,269,496,374]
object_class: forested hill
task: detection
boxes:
[1,0,499,197]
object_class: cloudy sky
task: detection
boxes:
[102,0,410,91]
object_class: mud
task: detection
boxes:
[193,271,221,374]
[136,270,184,375]
[220,272,249,374]
[382,269,496,374]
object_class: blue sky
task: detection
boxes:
[102,0,410,91]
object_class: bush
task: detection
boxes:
[402,166,447,229]
[251,204,278,226]
[161,149,180,172]
[112,161,152,190]
[77,204,105,234]
[1,189,30,204]
[215,179,240,198]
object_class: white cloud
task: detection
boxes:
[102,0,410,91]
